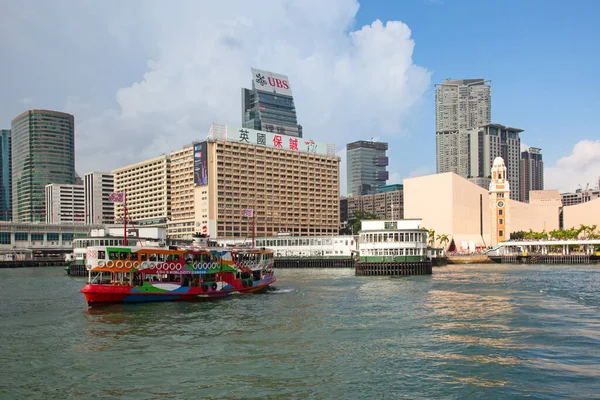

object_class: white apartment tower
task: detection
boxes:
[84,172,115,224]
[112,155,171,227]
[45,183,85,224]
[435,79,491,175]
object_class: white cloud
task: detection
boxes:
[406,166,433,179]
[51,0,430,175]
[545,140,600,192]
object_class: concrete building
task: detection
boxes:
[402,169,590,252]
[112,155,170,227]
[0,129,10,221]
[242,68,302,138]
[11,110,75,222]
[520,147,544,202]
[468,123,523,200]
[201,124,339,238]
[435,79,491,174]
[359,219,428,262]
[346,184,403,221]
[84,172,115,225]
[45,183,85,224]
[168,145,195,240]
[346,140,389,196]
[560,188,600,206]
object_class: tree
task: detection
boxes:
[343,210,380,235]
[427,229,436,247]
[437,234,450,251]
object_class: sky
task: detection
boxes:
[1,0,599,195]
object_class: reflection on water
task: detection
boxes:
[0,264,599,399]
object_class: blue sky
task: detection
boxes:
[1,0,599,194]
[354,0,600,191]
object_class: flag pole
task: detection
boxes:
[252,211,255,248]
[123,189,127,246]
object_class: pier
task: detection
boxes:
[487,239,600,264]
[274,258,355,269]
[355,260,432,276]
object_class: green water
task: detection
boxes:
[0,265,599,399]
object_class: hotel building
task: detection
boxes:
[84,172,115,224]
[44,183,85,224]
[197,124,339,238]
[11,110,76,222]
[167,146,195,239]
[112,155,170,226]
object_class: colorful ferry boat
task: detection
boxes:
[80,245,275,306]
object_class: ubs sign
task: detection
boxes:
[251,68,293,97]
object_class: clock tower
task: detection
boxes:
[489,157,510,246]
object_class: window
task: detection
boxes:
[47,233,59,241]
[0,232,10,244]
[31,233,43,241]
[499,230,504,237]
[499,210,503,216]
[499,219,503,225]
[15,232,28,241]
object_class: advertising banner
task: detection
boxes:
[251,68,293,97]
[193,142,208,186]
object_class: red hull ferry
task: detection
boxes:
[80,245,275,307]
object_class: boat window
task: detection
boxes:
[149,253,157,261]
[109,252,118,260]
[98,250,106,260]
[140,253,147,261]
[120,252,129,260]
[167,253,179,262]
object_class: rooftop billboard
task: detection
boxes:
[251,68,293,97]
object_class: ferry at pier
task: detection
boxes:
[80,245,275,307]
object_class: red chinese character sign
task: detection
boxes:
[226,125,334,157]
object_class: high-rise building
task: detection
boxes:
[242,68,302,138]
[167,145,195,240]
[45,183,85,224]
[346,141,389,196]
[0,129,11,221]
[199,124,339,237]
[11,110,75,222]
[520,147,543,203]
[435,79,491,174]
[468,124,522,201]
[84,172,115,224]
[112,155,171,226]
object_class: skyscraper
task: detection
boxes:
[84,172,115,224]
[520,147,543,202]
[346,141,389,196]
[0,129,11,221]
[242,68,302,138]
[467,124,522,201]
[11,110,75,222]
[435,79,491,174]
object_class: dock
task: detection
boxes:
[355,260,432,276]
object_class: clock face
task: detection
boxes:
[497,200,505,208]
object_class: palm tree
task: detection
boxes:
[427,229,436,247]
[437,234,450,252]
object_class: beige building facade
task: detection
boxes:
[198,124,340,239]
[403,167,600,251]
[112,155,170,227]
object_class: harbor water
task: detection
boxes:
[1,264,599,399]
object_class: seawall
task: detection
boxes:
[447,255,493,264]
